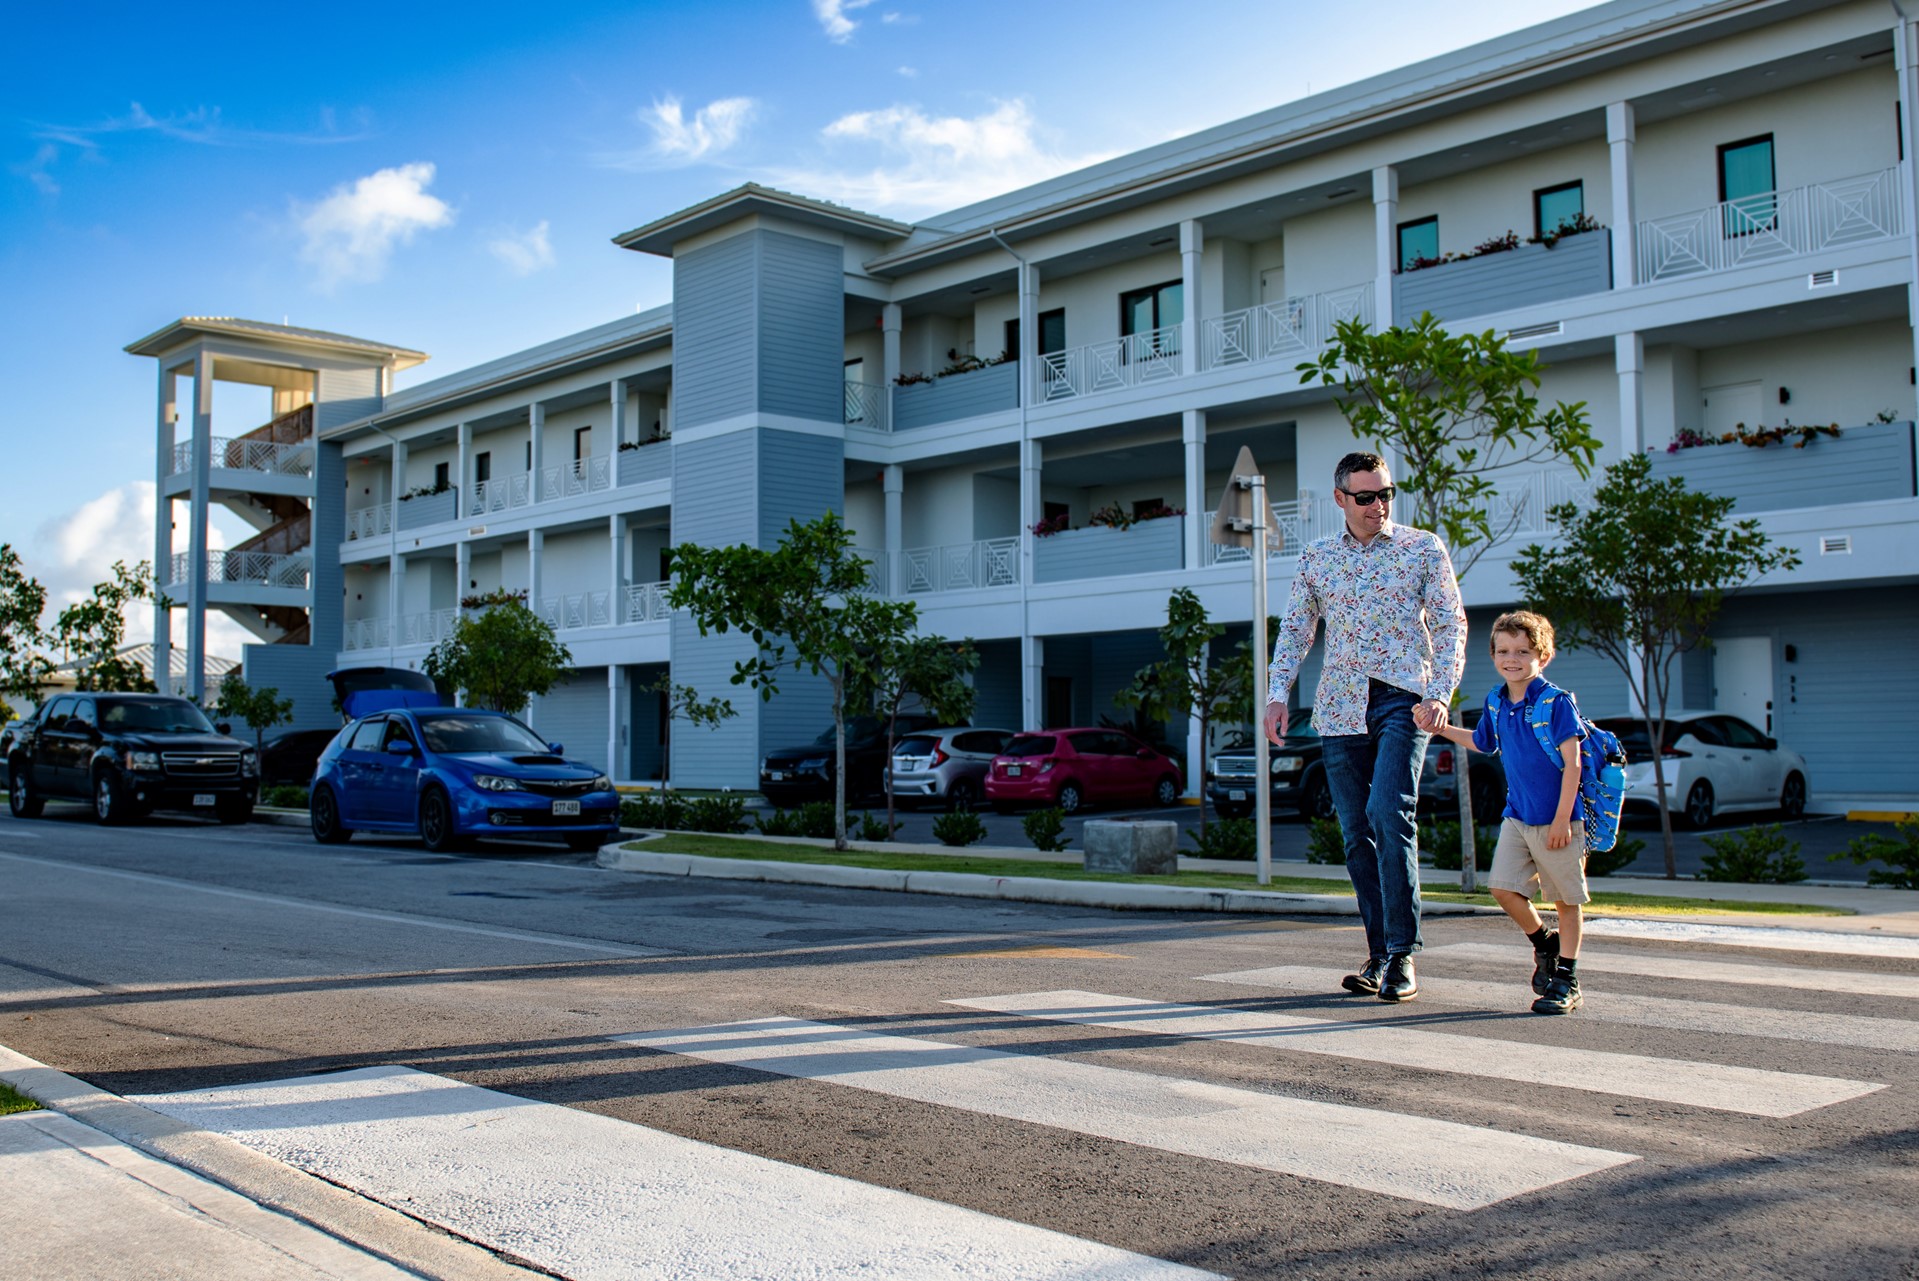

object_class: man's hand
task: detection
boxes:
[1547,819,1574,850]
[1413,699,1450,732]
[1262,701,1289,747]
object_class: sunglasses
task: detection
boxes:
[1339,485,1396,507]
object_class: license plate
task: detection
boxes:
[551,800,581,816]
[1228,789,1247,801]
[1006,764,1021,777]
[769,771,785,782]
[192,793,216,807]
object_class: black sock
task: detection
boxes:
[1528,926,1557,952]
[1557,956,1579,978]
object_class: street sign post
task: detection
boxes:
[1210,446,1276,886]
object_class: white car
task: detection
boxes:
[1594,711,1808,829]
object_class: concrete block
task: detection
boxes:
[1082,820,1179,875]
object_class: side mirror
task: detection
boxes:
[1136,748,1153,760]
[388,740,418,756]
[1761,737,1777,752]
[216,721,233,736]
[547,742,564,756]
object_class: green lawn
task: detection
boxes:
[629,834,1848,917]
[0,1080,39,1117]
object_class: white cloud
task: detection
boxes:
[767,99,1114,215]
[294,162,454,290]
[813,0,877,42]
[624,96,757,166]
[897,66,917,78]
[488,220,555,275]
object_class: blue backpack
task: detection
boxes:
[1484,683,1628,853]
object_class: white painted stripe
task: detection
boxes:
[1581,918,1919,959]
[1199,966,1919,1054]
[1426,942,1919,1000]
[136,1066,1214,1281]
[948,991,1881,1118]
[618,1017,1636,1210]
[0,851,660,958]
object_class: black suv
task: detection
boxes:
[6,693,259,825]
[760,714,939,807]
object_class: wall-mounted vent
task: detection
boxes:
[1820,534,1852,555]
[1809,269,1838,289]
[1506,321,1563,341]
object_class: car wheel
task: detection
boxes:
[310,785,352,844]
[1303,773,1336,822]
[215,796,254,825]
[8,766,43,818]
[1055,782,1083,815]
[1153,776,1179,808]
[1682,779,1715,830]
[1779,772,1807,820]
[93,768,131,826]
[564,831,606,853]
[948,780,979,813]
[419,788,466,853]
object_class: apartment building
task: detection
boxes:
[133,0,1919,809]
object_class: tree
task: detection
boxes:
[1511,451,1801,876]
[0,544,51,716]
[857,634,980,834]
[666,512,919,850]
[209,672,296,750]
[423,592,573,715]
[53,560,161,692]
[1115,588,1253,831]
[637,673,739,784]
[1301,313,1602,884]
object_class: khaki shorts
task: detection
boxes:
[1488,817,1590,906]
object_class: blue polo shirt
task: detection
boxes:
[1472,677,1585,826]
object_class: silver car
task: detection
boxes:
[887,727,1015,811]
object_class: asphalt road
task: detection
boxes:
[1,804,1915,1279]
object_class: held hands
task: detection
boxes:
[1262,701,1289,747]
[1412,699,1450,733]
[1547,819,1574,850]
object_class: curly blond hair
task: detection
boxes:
[1489,610,1556,660]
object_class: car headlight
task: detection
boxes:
[591,775,614,792]
[241,750,259,777]
[473,774,524,792]
[125,750,161,772]
[796,757,829,772]
[1272,755,1304,775]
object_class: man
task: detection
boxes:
[1263,451,1465,1002]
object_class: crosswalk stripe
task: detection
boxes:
[946,991,1881,1118]
[1426,942,1919,999]
[135,1065,1218,1280]
[616,1018,1636,1210]
[1198,966,1919,1053]
[1581,918,1919,959]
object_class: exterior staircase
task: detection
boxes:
[224,405,315,645]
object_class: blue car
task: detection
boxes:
[309,707,620,852]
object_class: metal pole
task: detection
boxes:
[1250,472,1272,886]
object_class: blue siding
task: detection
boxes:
[756,232,844,424]
[1648,422,1915,515]
[971,639,1023,730]
[758,664,835,762]
[396,490,456,530]
[757,430,843,549]
[618,444,672,487]
[1091,630,1167,728]
[1035,520,1184,583]
[242,439,345,734]
[315,367,381,432]
[672,235,760,430]
[669,613,760,790]
[671,434,757,549]
[893,362,1020,431]
[1041,635,1094,728]
[1394,229,1612,327]
[539,668,608,771]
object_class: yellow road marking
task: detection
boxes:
[938,945,1133,959]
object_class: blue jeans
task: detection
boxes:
[1320,680,1430,958]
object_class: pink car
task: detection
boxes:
[985,728,1182,815]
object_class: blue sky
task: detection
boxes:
[1,0,1605,640]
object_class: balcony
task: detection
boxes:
[1040,324,1182,404]
[397,489,457,531]
[1647,421,1915,514]
[541,456,612,502]
[844,379,889,432]
[617,444,671,486]
[342,618,389,652]
[624,581,671,624]
[170,436,315,478]
[1035,518,1184,583]
[1203,286,1374,374]
[894,362,1020,430]
[398,607,460,648]
[539,591,614,631]
[346,506,391,541]
[169,549,312,591]
[1637,168,1905,284]
[1393,230,1612,327]
[900,537,1019,593]
[470,473,535,515]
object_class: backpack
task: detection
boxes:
[1484,683,1628,853]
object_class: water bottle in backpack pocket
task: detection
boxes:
[1523,687,1627,853]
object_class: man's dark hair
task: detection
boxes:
[1334,451,1389,490]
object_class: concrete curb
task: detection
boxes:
[596,842,1496,918]
[0,1044,550,1281]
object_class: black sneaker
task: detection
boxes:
[1379,954,1418,1003]
[1532,973,1582,1015]
[1531,931,1561,997]
[1342,957,1387,996]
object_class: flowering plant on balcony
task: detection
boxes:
[617,433,667,451]
[1088,502,1185,530]
[895,348,1014,386]
[1398,217,1605,274]
[458,587,527,610]
[1029,513,1070,537]
[1658,422,1844,454]
[398,479,453,501]
[1532,211,1603,249]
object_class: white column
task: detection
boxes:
[186,349,213,703]
[1018,436,1042,594]
[1017,262,1040,405]
[882,303,902,432]
[1607,101,1637,289]
[528,402,545,499]
[456,422,472,519]
[1372,165,1399,328]
[389,439,408,533]
[1021,635,1045,732]
[610,378,629,448]
[387,438,407,664]
[1186,713,1205,801]
[1180,219,1204,376]
[660,383,674,439]
[1182,410,1206,571]
[882,464,904,595]
[525,528,545,730]
[455,540,472,603]
[1896,18,1919,415]
[608,664,626,782]
[1615,332,1645,458]
[609,513,626,621]
[152,366,177,696]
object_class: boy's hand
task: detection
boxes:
[1547,819,1574,850]
[1413,699,1449,732]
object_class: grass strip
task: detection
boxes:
[0,1080,40,1117]
[629,834,1848,917]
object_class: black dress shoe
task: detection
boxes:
[1532,931,1561,997]
[1341,957,1387,995]
[1378,954,1418,1003]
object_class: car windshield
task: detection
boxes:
[99,699,217,734]
[1595,717,1682,763]
[417,714,551,756]
[1002,735,1056,758]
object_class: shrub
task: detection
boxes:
[260,784,310,810]
[758,801,837,840]
[856,811,899,843]
[681,796,747,835]
[1185,818,1255,861]
[621,792,681,830]
[1587,834,1645,878]
[1306,818,1346,865]
[932,810,987,847]
[1698,824,1808,883]
[1423,821,1500,871]
[1023,807,1068,853]
[1827,815,1919,889]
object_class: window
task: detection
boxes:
[1069,731,1109,756]
[381,718,417,751]
[1397,216,1438,270]
[348,718,388,752]
[573,426,591,463]
[1004,308,1066,361]
[433,461,449,489]
[1533,181,1584,239]
[1043,500,1070,523]
[44,696,75,725]
[1131,497,1166,519]
[1119,282,1182,345]
[1718,135,1776,235]
[73,699,96,729]
[475,451,491,484]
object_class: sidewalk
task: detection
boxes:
[0,1045,544,1281]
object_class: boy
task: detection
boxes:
[1428,611,1588,1015]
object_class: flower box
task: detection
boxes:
[395,489,456,530]
[1393,228,1612,326]
[618,443,671,486]
[1034,518,1184,584]
[1648,421,1916,514]
[893,362,1019,431]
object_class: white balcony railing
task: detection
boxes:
[899,537,1020,594]
[345,506,391,541]
[539,591,613,632]
[1203,284,1373,373]
[342,617,388,652]
[1637,166,1906,283]
[170,549,312,590]
[169,436,315,478]
[845,379,889,432]
[1202,499,1331,567]
[541,456,613,503]
[471,472,534,515]
[399,607,460,648]
[624,580,671,624]
[1040,323,1183,403]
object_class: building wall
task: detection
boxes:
[1689,322,1913,436]
[541,530,607,599]
[1396,141,1614,262]
[536,667,608,770]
